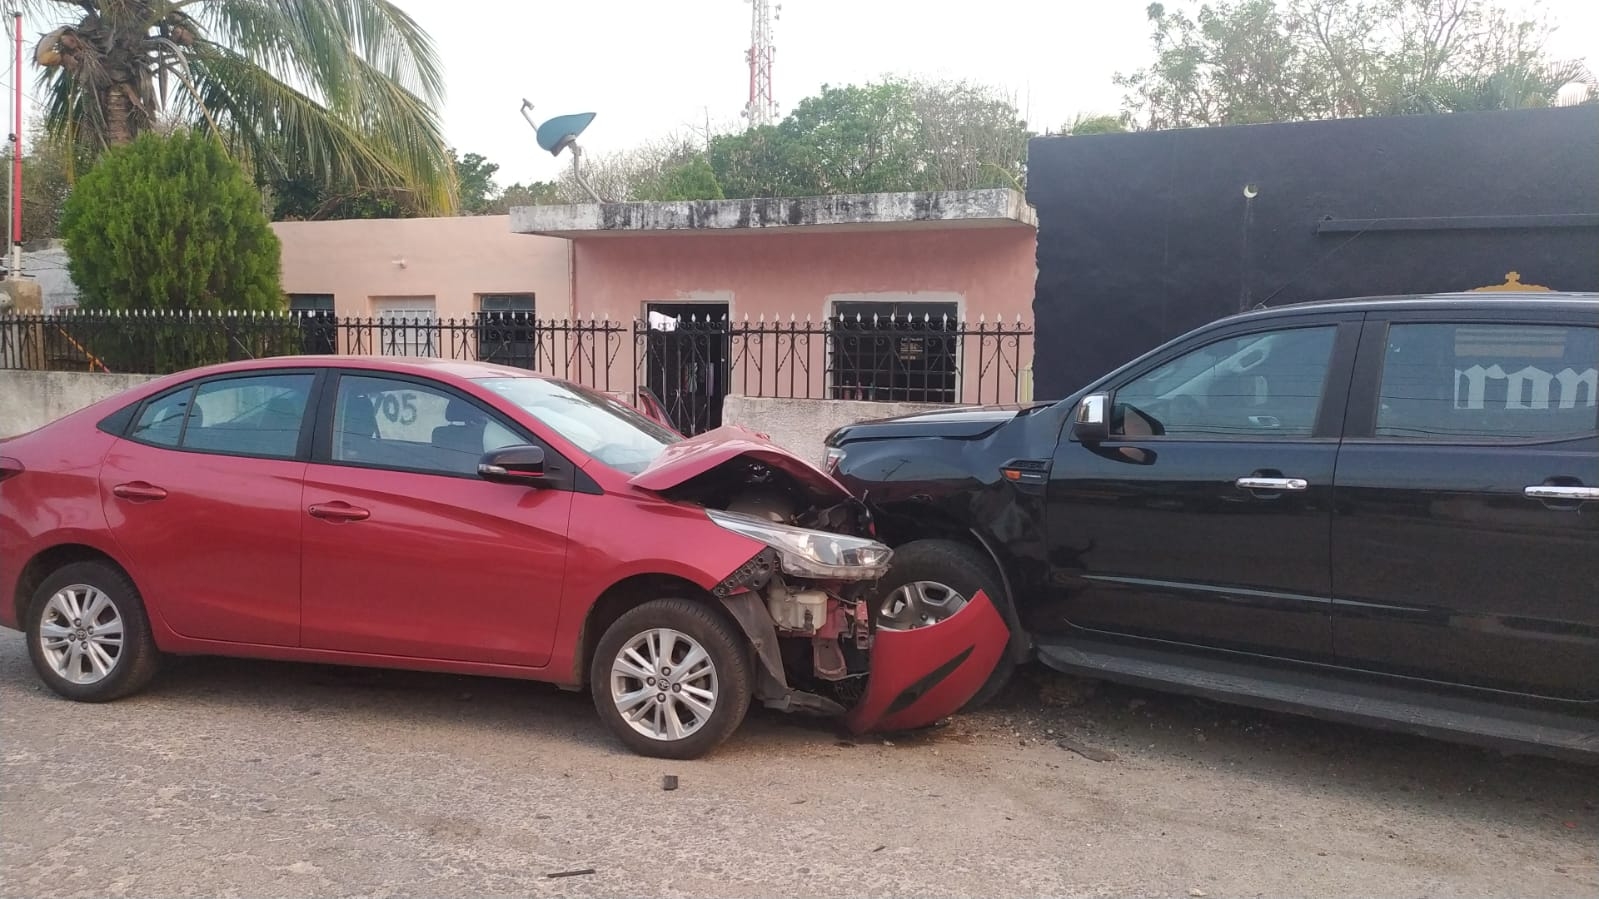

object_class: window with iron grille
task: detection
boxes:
[372,297,439,358]
[288,294,336,355]
[477,294,536,369]
[829,301,959,402]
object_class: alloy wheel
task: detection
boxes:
[609,627,719,742]
[38,584,124,685]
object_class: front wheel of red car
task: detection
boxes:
[25,560,161,703]
[590,598,752,759]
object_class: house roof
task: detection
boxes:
[510,188,1037,239]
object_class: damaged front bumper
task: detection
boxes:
[627,428,1009,734]
[709,529,1009,735]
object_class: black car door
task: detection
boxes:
[1040,312,1361,660]
[1331,310,1599,700]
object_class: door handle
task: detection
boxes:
[112,482,168,502]
[308,502,371,522]
[1236,477,1308,491]
[1524,485,1599,502]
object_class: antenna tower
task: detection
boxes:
[743,0,779,128]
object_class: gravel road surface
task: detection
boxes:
[2,629,1594,897]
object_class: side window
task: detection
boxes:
[1375,323,1598,441]
[181,374,315,458]
[332,375,526,475]
[130,386,196,448]
[1114,326,1336,439]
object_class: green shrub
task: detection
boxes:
[61,131,285,370]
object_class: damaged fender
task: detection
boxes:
[844,589,1009,734]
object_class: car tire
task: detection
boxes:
[875,539,1017,713]
[25,560,161,703]
[590,598,753,760]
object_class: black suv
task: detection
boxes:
[826,293,1598,759]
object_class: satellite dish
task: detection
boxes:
[536,112,597,157]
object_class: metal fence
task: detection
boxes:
[0,310,1033,434]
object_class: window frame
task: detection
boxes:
[117,369,325,461]
[1097,315,1363,443]
[826,298,963,403]
[308,369,583,490]
[1343,310,1599,446]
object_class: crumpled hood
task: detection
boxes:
[628,425,852,504]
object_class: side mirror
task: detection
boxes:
[478,445,547,484]
[1071,393,1110,443]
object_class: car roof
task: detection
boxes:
[1221,291,1598,325]
[169,355,552,381]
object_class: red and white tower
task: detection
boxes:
[743,0,779,128]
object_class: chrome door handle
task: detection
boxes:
[1524,485,1599,501]
[1236,477,1308,491]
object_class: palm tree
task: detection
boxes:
[28,0,456,214]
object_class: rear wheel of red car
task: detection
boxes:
[25,560,161,703]
[875,539,1016,712]
[590,598,752,759]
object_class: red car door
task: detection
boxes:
[298,373,572,667]
[101,372,315,647]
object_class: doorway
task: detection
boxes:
[643,302,729,436]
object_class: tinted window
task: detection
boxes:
[181,374,314,458]
[479,376,680,474]
[130,386,196,448]
[333,375,524,475]
[1114,326,1336,438]
[1375,323,1598,440]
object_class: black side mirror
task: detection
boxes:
[1071,393,1110,443]
[478,445,547,485]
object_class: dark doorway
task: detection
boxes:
[644,302,729,436]
[288,293,336,355]
[477,293,537,369]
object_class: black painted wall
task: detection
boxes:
[1027,106,1599,398]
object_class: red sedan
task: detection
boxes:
[0,357,1007,758]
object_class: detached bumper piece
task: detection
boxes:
[845,589,1009,734]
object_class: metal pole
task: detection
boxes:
[570,143,601,203]
[10,9,22,278]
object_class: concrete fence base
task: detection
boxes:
[1,371,161,439]
[721,395,952,462]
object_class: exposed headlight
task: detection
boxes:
[706,509,891,580]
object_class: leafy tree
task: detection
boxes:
[709,78,1029,198]
[489,180,563,212]
[62,131,282,311]
[906,79,1030,191]
[1116,0,1590,128]
[633,153,725,201]
[454,151,500,215]
[0,124,93,241]
[27,0,456,214]
[1060,114,1129,135]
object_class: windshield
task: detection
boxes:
[477,377,681,474]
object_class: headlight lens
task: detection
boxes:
[706,509,891,580]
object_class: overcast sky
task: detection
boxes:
[405,0,1598,187]
[9,0,1593,187]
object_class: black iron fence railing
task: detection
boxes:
[1,311,1033,434]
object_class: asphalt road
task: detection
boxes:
[2,628,1595,898]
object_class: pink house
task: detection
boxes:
[273,215,572,322]
[511,189,1038,422]
[271,191,1037,432]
